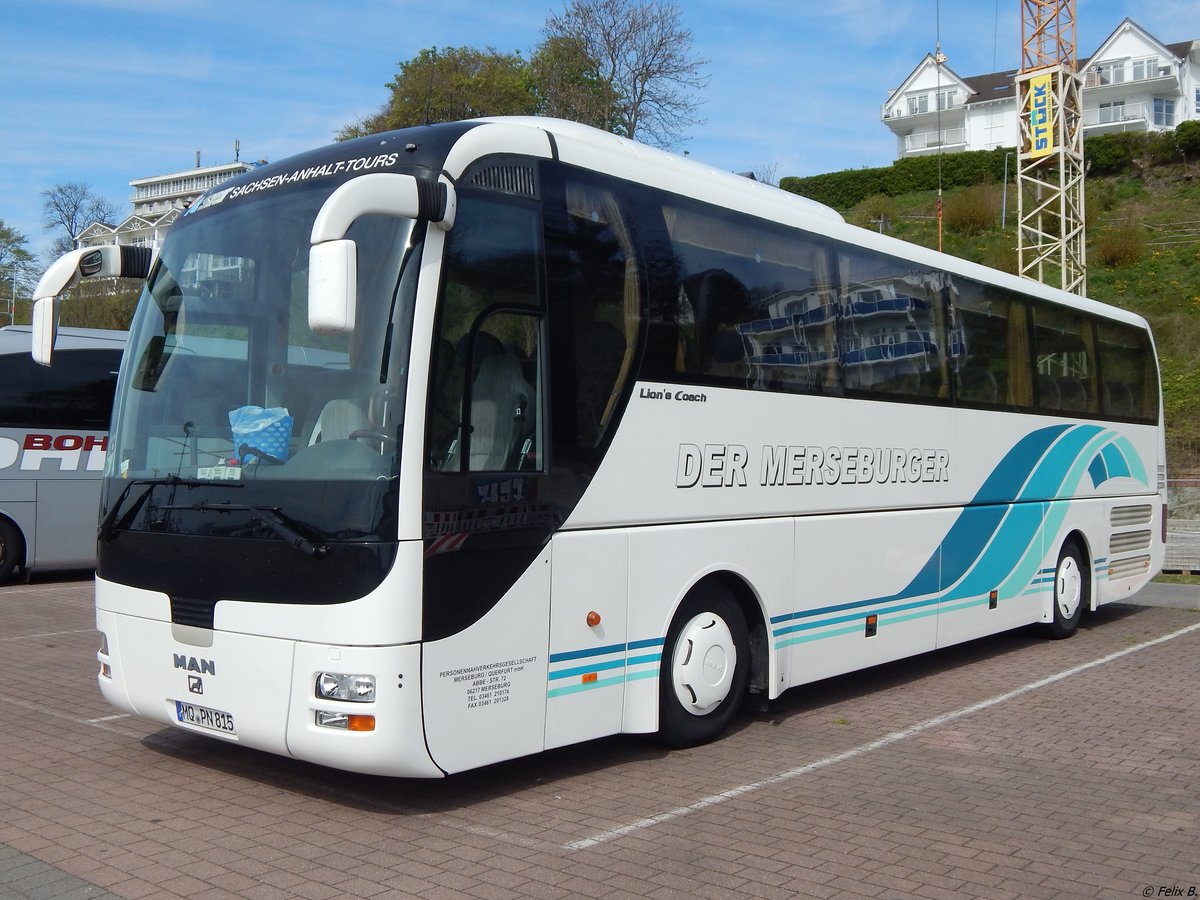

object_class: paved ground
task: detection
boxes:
[0,575,1197,900]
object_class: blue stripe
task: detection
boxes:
[548,642,627,663]
[628,637,665,650]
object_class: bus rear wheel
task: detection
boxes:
[658,583,749,748]
[0,519,22,583]
[1046,540,1087,640]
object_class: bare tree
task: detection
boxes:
[752,162,781,187]
[41,182,120,254]
[543,0,708,149]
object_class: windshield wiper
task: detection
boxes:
[99,475,244,543]
[152,499,328,559]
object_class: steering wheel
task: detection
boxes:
[349,429,397,446]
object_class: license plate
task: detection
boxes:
[175,700,236,735]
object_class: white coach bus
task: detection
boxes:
[0,325,126,582]
[32,118,1164,776]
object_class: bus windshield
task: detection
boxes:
[103,181,421,550]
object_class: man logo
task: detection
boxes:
[173,653,216,675]
[188,676,204,695]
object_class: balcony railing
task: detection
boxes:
[1081,101,1154,131]
[1083,63,1174,89]
[903,128,966,152]
[882,102,966,120]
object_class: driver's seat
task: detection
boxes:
[309,398,371,445]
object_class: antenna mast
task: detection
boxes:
[1016,0,1086,295]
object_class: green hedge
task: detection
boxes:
[782,129,1200,210]
[780,148,1014,210]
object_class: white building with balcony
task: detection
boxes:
[78,156,262,252]
[882,18,1199,158]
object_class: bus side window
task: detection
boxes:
[661,200,835,395]
[0,349,121,429]
[835,250,948,401]
[1033,303,1096,415]
[562,179,640,448]
[1097,320,1157,421]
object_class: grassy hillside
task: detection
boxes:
[830,162,1200,474]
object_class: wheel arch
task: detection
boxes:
[1057,528,1094,612]
[681,569,770,698]
[0,513,28,582]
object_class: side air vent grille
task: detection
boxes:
[171,596,215,630]
[1110,504,1152,528]
[1110,530,1152,555]
[1108,555,1151,580]
[467,164,537,198]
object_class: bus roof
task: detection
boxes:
[195,116,1151,336]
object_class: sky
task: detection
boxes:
[1,0,1195,262]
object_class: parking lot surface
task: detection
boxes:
[0,576,1197,899]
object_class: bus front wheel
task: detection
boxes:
[0,518,22,583]
[1046,540,1087,640]
[658,583,749,748]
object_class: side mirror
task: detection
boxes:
[307,172,454,335]
[31,245,153,365]
[308,240,357,334]
[31,297,58,366]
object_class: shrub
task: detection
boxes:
[1176,120,1200,160]
[943,184,1000,235]
[1146,131,1182,166]
[1094,223,1146,268]
[1086,133,1137,176]
[848,194,897,231]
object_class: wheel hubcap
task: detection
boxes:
[671,612,736,716]
[1056,555,1082,619]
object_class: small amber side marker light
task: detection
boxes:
[586,610,602,627]
[582,673,598,684]
[347,715,376,732]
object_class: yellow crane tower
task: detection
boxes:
[1016,0,1086,295]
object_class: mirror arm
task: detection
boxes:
[30,245,154,366]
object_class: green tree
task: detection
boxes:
[0,219,34,322]
[528,34,617,130]
[338,46,536,139]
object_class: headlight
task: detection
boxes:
[315,672,376,702]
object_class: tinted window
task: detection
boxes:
[951,283,1033,408]
[662,200,840,395]
[634,182,1156,424]
[1097,320,1158,421]
[560,178,640,448]
[1034,303,1097,415]
[0,348,121,429]
[837,250,949,401]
